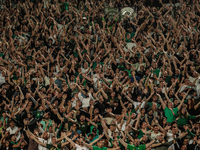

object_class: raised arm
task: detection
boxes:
[177,92,188,110]
[64,135,75,148]
[156,93,166,110]
[145,140,156,148]
[64,114,78,124]
[118,138,127,149]
[86,118,98,128]
[82,141,93,150]
[99,115,109,132]
[89,134,104,146]
[194,101,200,110]
[103,129,111,140]
[135,113,141,130]
[29,134,46,147]
[125,95,134,104]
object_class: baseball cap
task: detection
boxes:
[92,128,97,133]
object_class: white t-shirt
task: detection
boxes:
[75,144,89,150]
[78,92,94,108]
[38,138,52,150]
[81,67,90,74]
[151,131,161,141]
[167,131,179,150]
[6,126,21,141]
[0,72,5,85]
[44,76,50,86]
[132,101,145,113]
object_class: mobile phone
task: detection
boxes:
[187,86,192,89]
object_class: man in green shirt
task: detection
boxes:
[78,115,89,135]
[11,134,24,150]
[157,93,186,123]
[40,112,52,130]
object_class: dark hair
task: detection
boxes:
[171,122,177,128]
[97,139,104,142]
[188,98,195,108]
[178,107,187,118]
[88,133,94,137]
[159,117,167,128]
[140,121,147,127]
[153,125,158,128]
[27,112,33,116]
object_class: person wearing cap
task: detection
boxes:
[87,128,99,143]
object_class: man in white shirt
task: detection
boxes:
[6,120,21,141]
[38,132,52,150]
[132,95,145,113]
[166,125,180,150]
[78,91,94,108]
[65,136,89,150]
[151,125,161,141]
[0,69,5,85]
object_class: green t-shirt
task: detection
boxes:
[176,115,196,127]
[165,75,171,84]
[60,2,69,12]
[33,111,45,119]
[125,32,135,43]
[164,107,179,123]
[93,146,107,150]
[110,138,124,149]
[147,102,161,109]
[78,121,88,135]
[0,53,3,57]
[11,141,19,150]
[40,119,52,131]
[152,69,160,77]
[125,69,132,77]
[117,64,126,71]
[90,123,101,134]
[127,109,136,116]
[46,143,61,150]
[127,144,146,150]
[138,129,146,139]
[64,118,75,130]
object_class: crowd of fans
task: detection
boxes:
[0,0,200,149]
